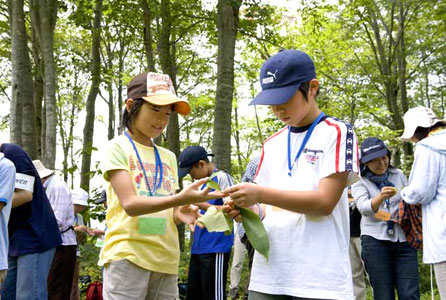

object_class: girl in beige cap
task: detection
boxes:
[99,72,226,299]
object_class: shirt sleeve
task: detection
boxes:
[48,179,73,230]
[253,149,269,186]
[352,179,375,216]
[401,145,439,205]
[319,120,360,186]
[168,152,179,191]
[217,172,234,190]
[0,159,16,204]
[102,139,129,182]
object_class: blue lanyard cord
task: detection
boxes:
[125,132,163,196]
[287,112,325,177]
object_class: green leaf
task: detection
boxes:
[206,179,221,191]
[197,206,233,235]
[239,207,270,260]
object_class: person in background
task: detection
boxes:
[178,145,235,300]
[348,187,366,300]
[352,137,419,300]
[0,153,15,289]
[0,143,62,300]
[229,156,260,300]
[70,187,89,300]
[33,160,77,300]
[399,106,446,299]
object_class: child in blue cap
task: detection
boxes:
[225,50,360,299]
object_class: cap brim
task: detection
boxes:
[361,148,388,164]
[400,123,417,141]
[178,166,192,179]
[143,95,191,116]
[39,169,55,179]
[249,83,300,106]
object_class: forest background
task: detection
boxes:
[1,0,445,298]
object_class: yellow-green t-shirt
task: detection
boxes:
[98,135,180,274]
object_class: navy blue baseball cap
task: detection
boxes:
[249,49,316,106]
[360,137,389,164]
[178,146,214,178]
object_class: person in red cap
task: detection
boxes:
[98,72,225,299]
[224,50,360,299]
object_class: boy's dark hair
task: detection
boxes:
[121,98,145,133]
[299,82,320,102]
[192,158,210,168]
[412,123,445,141]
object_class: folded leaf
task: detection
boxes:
[197,206,233,235]
[239,207,269,260]
[206,179,221,191]
[205,171,224,191]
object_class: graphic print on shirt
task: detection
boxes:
[129,154,176,196]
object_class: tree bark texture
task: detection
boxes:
[141,0,155,72]
[80,0,103,191]
[8,0,36,157]
[212,0,240,173]
[30,0,58,167]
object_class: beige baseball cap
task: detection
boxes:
[400,106,446,141]
[32,160,55,179]
[126,72,190,115]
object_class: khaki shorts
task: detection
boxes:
[103,259,179,300]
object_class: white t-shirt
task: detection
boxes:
[250,116,360,300]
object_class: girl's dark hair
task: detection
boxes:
[299,82,320,102]
[412,122,445,141]
[121,98,145,133]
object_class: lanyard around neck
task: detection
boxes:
[125,132,163,196]
[287,112,325,177]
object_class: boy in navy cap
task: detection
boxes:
[179,146,234,300]
[225,50,360,299]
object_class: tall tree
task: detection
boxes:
[212,0,241,173]
[80,0,103,191]
[8,0,36,157]
[31,0,58,167]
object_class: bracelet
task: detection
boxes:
[256,203,263,219]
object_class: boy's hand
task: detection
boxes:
[224,183,260,208]
[221,199,241,222]
[181,177,227,204]
[175,204,201,231]
[74,225,88,233]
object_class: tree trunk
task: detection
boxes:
[141,0,155,72]
[80,0,103,191]
[212,0,240,173]
[33,0,58,168]
[8,0,35,156]
[158,0,185,251]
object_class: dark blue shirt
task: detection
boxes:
[191,170,234,254]
[0,143,62,257]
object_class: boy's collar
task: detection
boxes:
[289,115,327,133]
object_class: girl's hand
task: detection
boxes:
[180,177,227,204]
[223,183,260,208]
[175,204,201,231]
[380,186,397,199]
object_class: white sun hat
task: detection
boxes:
[72,188,89,206]
[400,106,446,141]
